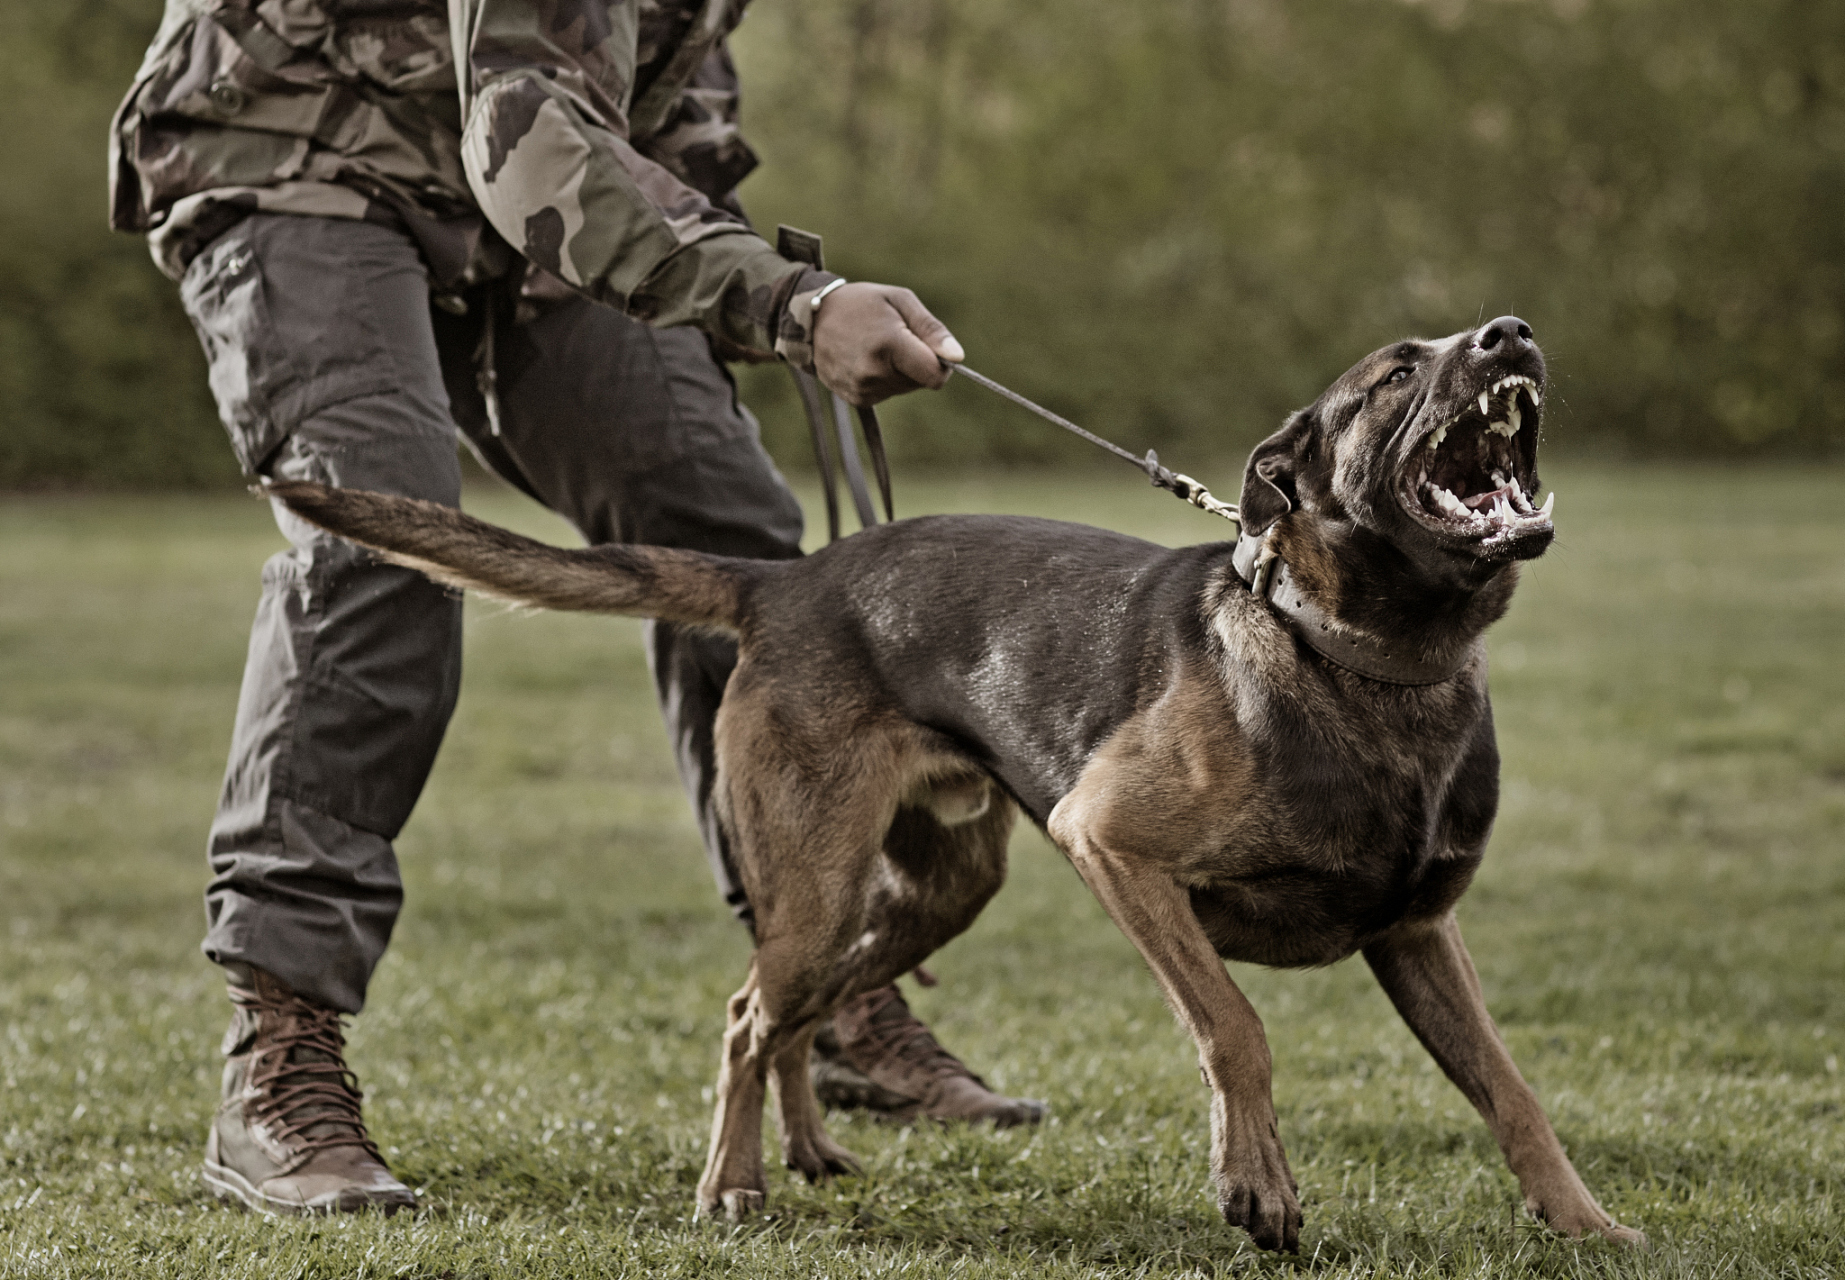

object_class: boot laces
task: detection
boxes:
[231,983,380,1159]
[847,986,977,1084]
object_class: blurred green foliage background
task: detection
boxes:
[2,0,1840,488]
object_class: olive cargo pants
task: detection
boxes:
[181,214,803,1013]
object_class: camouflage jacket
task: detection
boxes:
[109,1,834,365]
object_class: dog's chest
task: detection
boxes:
[1198,690,1497,965]
[1071,669,1497,968]
[1186,789,1486,967]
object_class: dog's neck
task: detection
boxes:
[1235,516,1518,686]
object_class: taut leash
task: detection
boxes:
[947,365,1243,536]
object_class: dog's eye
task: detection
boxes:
[1382,366,1414,387]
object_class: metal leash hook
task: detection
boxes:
[1140,449,1243,534]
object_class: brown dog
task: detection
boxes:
[269,316,1642,1252]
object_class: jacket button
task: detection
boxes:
[208,79,248,115]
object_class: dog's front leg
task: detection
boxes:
[1053,821,1300,1252]
[1362,913,1644,1246]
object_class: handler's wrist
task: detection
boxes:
[809,277,849,315]
[772,267,844,372]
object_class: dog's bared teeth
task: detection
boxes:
[1427,423,1450,451]
[1540,491,1555,519]
[1430,486,1471,519]
[1478,391,1490,416]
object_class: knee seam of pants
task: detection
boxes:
[292,399,459,448]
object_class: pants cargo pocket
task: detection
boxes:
[180,216,403,475]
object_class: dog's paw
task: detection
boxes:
[1527,1194,1647,1249]
[721,1188,765,1220]
[1598,1222,1647,1249]
[782,1134,862,1183]
[695,1181,766,1222]
[1217,1177,1302,1253]
[1213,1111,1301,1252]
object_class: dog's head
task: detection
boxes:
[1241,317,1552,586]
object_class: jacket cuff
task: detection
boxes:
[771,268,844,372]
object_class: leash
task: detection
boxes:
[947,365,1244,536]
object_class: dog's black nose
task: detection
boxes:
[1471,316,1534,351]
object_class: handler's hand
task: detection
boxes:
[812,282,964,406]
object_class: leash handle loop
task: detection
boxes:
[776,224,895,540]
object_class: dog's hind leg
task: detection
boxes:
[821,784,1015,996]
[695,693,899,1217]
[769,1020,861,1182]
[697,973,773,1219]
[697,899,877,1217]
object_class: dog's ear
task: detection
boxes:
[1239,409,1314,535]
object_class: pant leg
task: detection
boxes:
[433,283,803,928]
[184,215,463,1014]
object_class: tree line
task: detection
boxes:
[2,0,1839,488]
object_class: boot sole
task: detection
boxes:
[203,1160,414,1217]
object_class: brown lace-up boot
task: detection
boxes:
[203,967,415,1216]
[817,984,1046,1127]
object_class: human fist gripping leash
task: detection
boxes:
[267,317,1641,1252]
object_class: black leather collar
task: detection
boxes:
[1231,532,1470,687]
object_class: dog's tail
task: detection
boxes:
[266,481,754,629]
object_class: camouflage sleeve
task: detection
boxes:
[458,1,833,364]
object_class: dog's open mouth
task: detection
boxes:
[1404,375,1551,544]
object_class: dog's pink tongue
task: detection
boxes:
[1462,484,1513,512]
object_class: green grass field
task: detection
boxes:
[1,466,1841,1278]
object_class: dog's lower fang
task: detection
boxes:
[1507,476,1536,515]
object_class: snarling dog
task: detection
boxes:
[268,316,1642,1251]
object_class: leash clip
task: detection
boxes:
[1145,450,1243,536]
